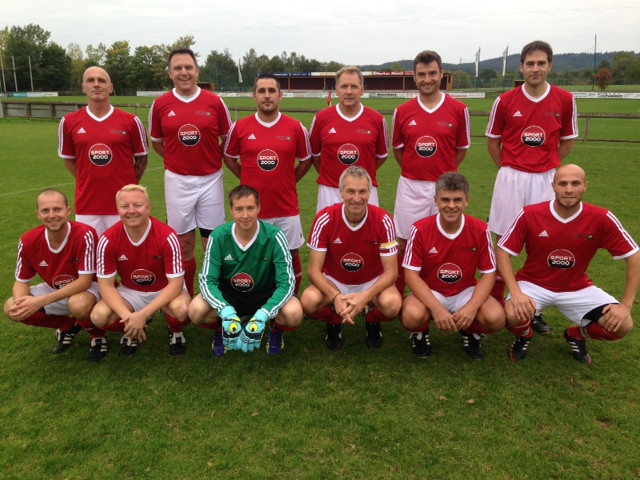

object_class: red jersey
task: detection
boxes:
[224,112,311,218]
[58,106,148,215]
[308,203,397,285]
[403,214,496,296]
[392,95,470,181]
[309,105,388,187]
[96,217,184,293]
[486,84,578,173]
[498,201,638,292]
[149,88,232,176]
[15,221,97,288]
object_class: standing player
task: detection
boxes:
[301,166,402,350]
[392,50,471,295]
[149,48,232,297]
[223,74,312,294]
[497,165,639,364]
[90,185,191,359]
[486,40,578,333]
[188,185,302,356]
[59,66,149,236]
[401,173,505,359]
[309,66,389,212]
[4,189,100,355]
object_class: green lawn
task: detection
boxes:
[0,103,639,479]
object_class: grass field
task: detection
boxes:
[1,96,640,479]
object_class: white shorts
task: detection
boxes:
[507,281,618,326]
[165,169,225,234]
[262,215,305,250]
[430,286,475,314]
[316,185,379,213]
[75,215,120,237]
[489,166,555,236]
[31,282,101,316]
[117,285,165,312]
[393,176,438,239]
[325,274,380,295]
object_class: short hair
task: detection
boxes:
[254,73,281,92]
[435,172,470,196]
[339,166,372,192]
[168,48,198,68]
[520,40,553,64]
[229,185,260,207]
[116,184,149,203]
[414,50,443,71]
[335,66,364,87]
[37,189,68,208]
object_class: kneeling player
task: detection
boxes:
[4,189,99,355]
[188,185,302,356]
[301,166,402,350]
[90,185,191,360]
[401,173,505,359]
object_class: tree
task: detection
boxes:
[4,23,52,91]
[201,49,238,91]
[104,40,132,94]
[42,43,72,91]
[479,68,497,87]
[452,70,472,89]
[129,45,166,90]
[594,68,613,91]
[612,52,640,85]
[67,42,85,91]
[85,43,107,67]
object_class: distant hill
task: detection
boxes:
[361,51,636,74]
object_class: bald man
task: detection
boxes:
[497,164,640,364]
[58,66,149,236]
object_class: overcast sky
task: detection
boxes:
[6,1,640,66]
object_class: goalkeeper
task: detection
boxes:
[188,185,302,356]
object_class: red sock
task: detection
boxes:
[76,318,106,339]
[184,258,197,297]
[506,318,533,338]
[464,321,491,335]
[196,321,219,330]
[490,276,506,306]
[103,321,125,333]
[365,307,393,323]
[165,314,190,333]
[395,255,406,298]
[271,321,298,333]
[583,323,621,341]
[309,305,332,321]
[21,311,75,330]
[291,249,302,296]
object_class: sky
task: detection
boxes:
[6,1,640,67]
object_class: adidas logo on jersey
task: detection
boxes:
[428,247,438,254]
[513,110,523,117]
[333,238,342,244]
[77,127,87,134]
[248,134,257,140]
[224,254,234,261]
[329,128,337,134]
[118,254,129,261]
[538,230,549,237]
[39,260,48,267]
[168,111,176,117]
[409,120,417,126]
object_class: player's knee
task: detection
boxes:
[281,298,303,327]
[168,295,190,321]
[300,286,323,315]
[3,297,15,318]
[68,293,97,319]
[188,295,210,325]
[90,302,112,328]
[379,288,402,318]
[400,298,426,330]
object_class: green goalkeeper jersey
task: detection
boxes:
[199,220,294,318]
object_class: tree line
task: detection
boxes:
[1,23,638,94]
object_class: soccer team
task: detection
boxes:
[5,41,639,365]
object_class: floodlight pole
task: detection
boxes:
[591,35,597,91]
[0,54,5,93]
[28,56,34,92]
[12,55,18,92]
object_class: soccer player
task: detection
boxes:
[4,189,100,355]
[90,185,191,360]
[392,50,471,296]
[301,166,402,350]
[223,74,312,294]
[149,48,232,297]
[58,66,149,236]
[401,173,505,359]
[486,40,579,333]
[309,66,389,212]
[497,164,639,364]
[188,185,302,356]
